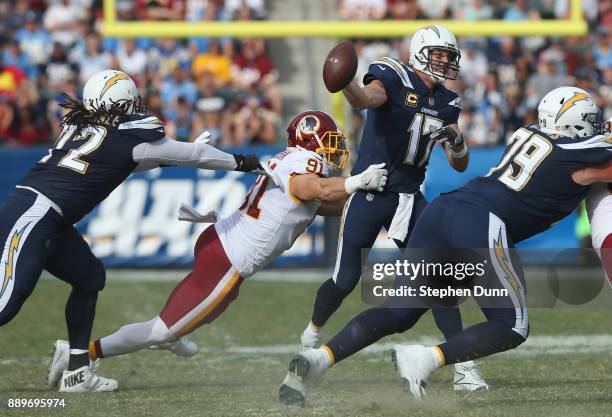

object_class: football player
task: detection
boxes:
[47,111,388,387]
[280,86,611,405]
[0,70,265,392]
[299,25,487,391]
[584,117,612,281]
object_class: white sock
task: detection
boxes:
[304,321,320,336]
[428,346,445,369]
[306,347,332,369]
[98,316,173,358]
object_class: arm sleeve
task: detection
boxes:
[557,134,612,168]
[446,94,462,125]
[132,136,238,170]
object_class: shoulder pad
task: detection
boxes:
[365,56,413,89]
[283,150,329,177]
[118,114,165,131]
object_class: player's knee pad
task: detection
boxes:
[489,317,528,349]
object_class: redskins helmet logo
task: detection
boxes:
[297,115,321,137]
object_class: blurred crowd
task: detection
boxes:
[0,0,610,149]
[0,0,281,147]
[344,0,612,146]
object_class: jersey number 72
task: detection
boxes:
[40,125,108,174]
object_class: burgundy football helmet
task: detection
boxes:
[286,110,348,169]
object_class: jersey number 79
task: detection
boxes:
[486,128,553,191]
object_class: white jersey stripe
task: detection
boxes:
[488,212,528,338]
[371,57,413,89]
[558,134,612,150]
[0,193,53,312]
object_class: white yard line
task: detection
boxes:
[3,334,611,366]
[214,334,612,357]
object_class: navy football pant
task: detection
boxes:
[311,190,464,342]
[0,188,106,350]
[325,195,528,364]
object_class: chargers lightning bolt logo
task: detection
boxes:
[99,73,129,99]
[555,92,590,123]
[1,225,29,299]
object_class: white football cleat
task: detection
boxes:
[453,361,490,391]
[300,329,320,351]
[47,340,70,388]
[59,365,118,392]
[148,337,199,357]
[279,349,328,407]
[391,345,437,399]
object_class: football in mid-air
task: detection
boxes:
[323,41,358,93]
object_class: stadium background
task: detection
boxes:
[0,0,610,269]
[2,2,612,416]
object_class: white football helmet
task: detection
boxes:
[82,70,142,114]
[538,86,603,138]
[409,25,460,83]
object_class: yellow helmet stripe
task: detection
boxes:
[100,73,130,99]
[555,92,590,123]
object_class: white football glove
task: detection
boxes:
[177,203,219,223]
[194,131,212,144]
[344,163,387,194]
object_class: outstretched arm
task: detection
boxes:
[132,135,262,174]
[290,163,388,203]
[572,160,612,185]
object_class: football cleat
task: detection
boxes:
[148,337,199,357]
[453,361,490,392]
[59,365,118,392]
[279,349,328,407]
[47,340,70,388]
[391,345,437,399]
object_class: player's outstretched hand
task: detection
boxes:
[345,163,388,194]
[194,130,212,144]
[233,154,261,172]
[233,154,283,189]
[429,126,464,149]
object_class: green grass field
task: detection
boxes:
[1,274,612,417]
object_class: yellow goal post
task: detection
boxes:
[102,0,587,38]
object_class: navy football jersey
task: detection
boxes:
[19,114,165,224]
[351,56,462,193]
[453,125,612,242]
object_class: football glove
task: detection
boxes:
[194,130,212,144]
[344,163,388,194]
[429,126,465,149]
[233,154,262,172]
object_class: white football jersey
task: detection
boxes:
[215,148,329,277]
[586,183,612,250]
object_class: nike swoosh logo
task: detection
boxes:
[365,178,372,185]
[377,65,386,71]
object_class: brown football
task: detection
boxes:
[323,41,358,93]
